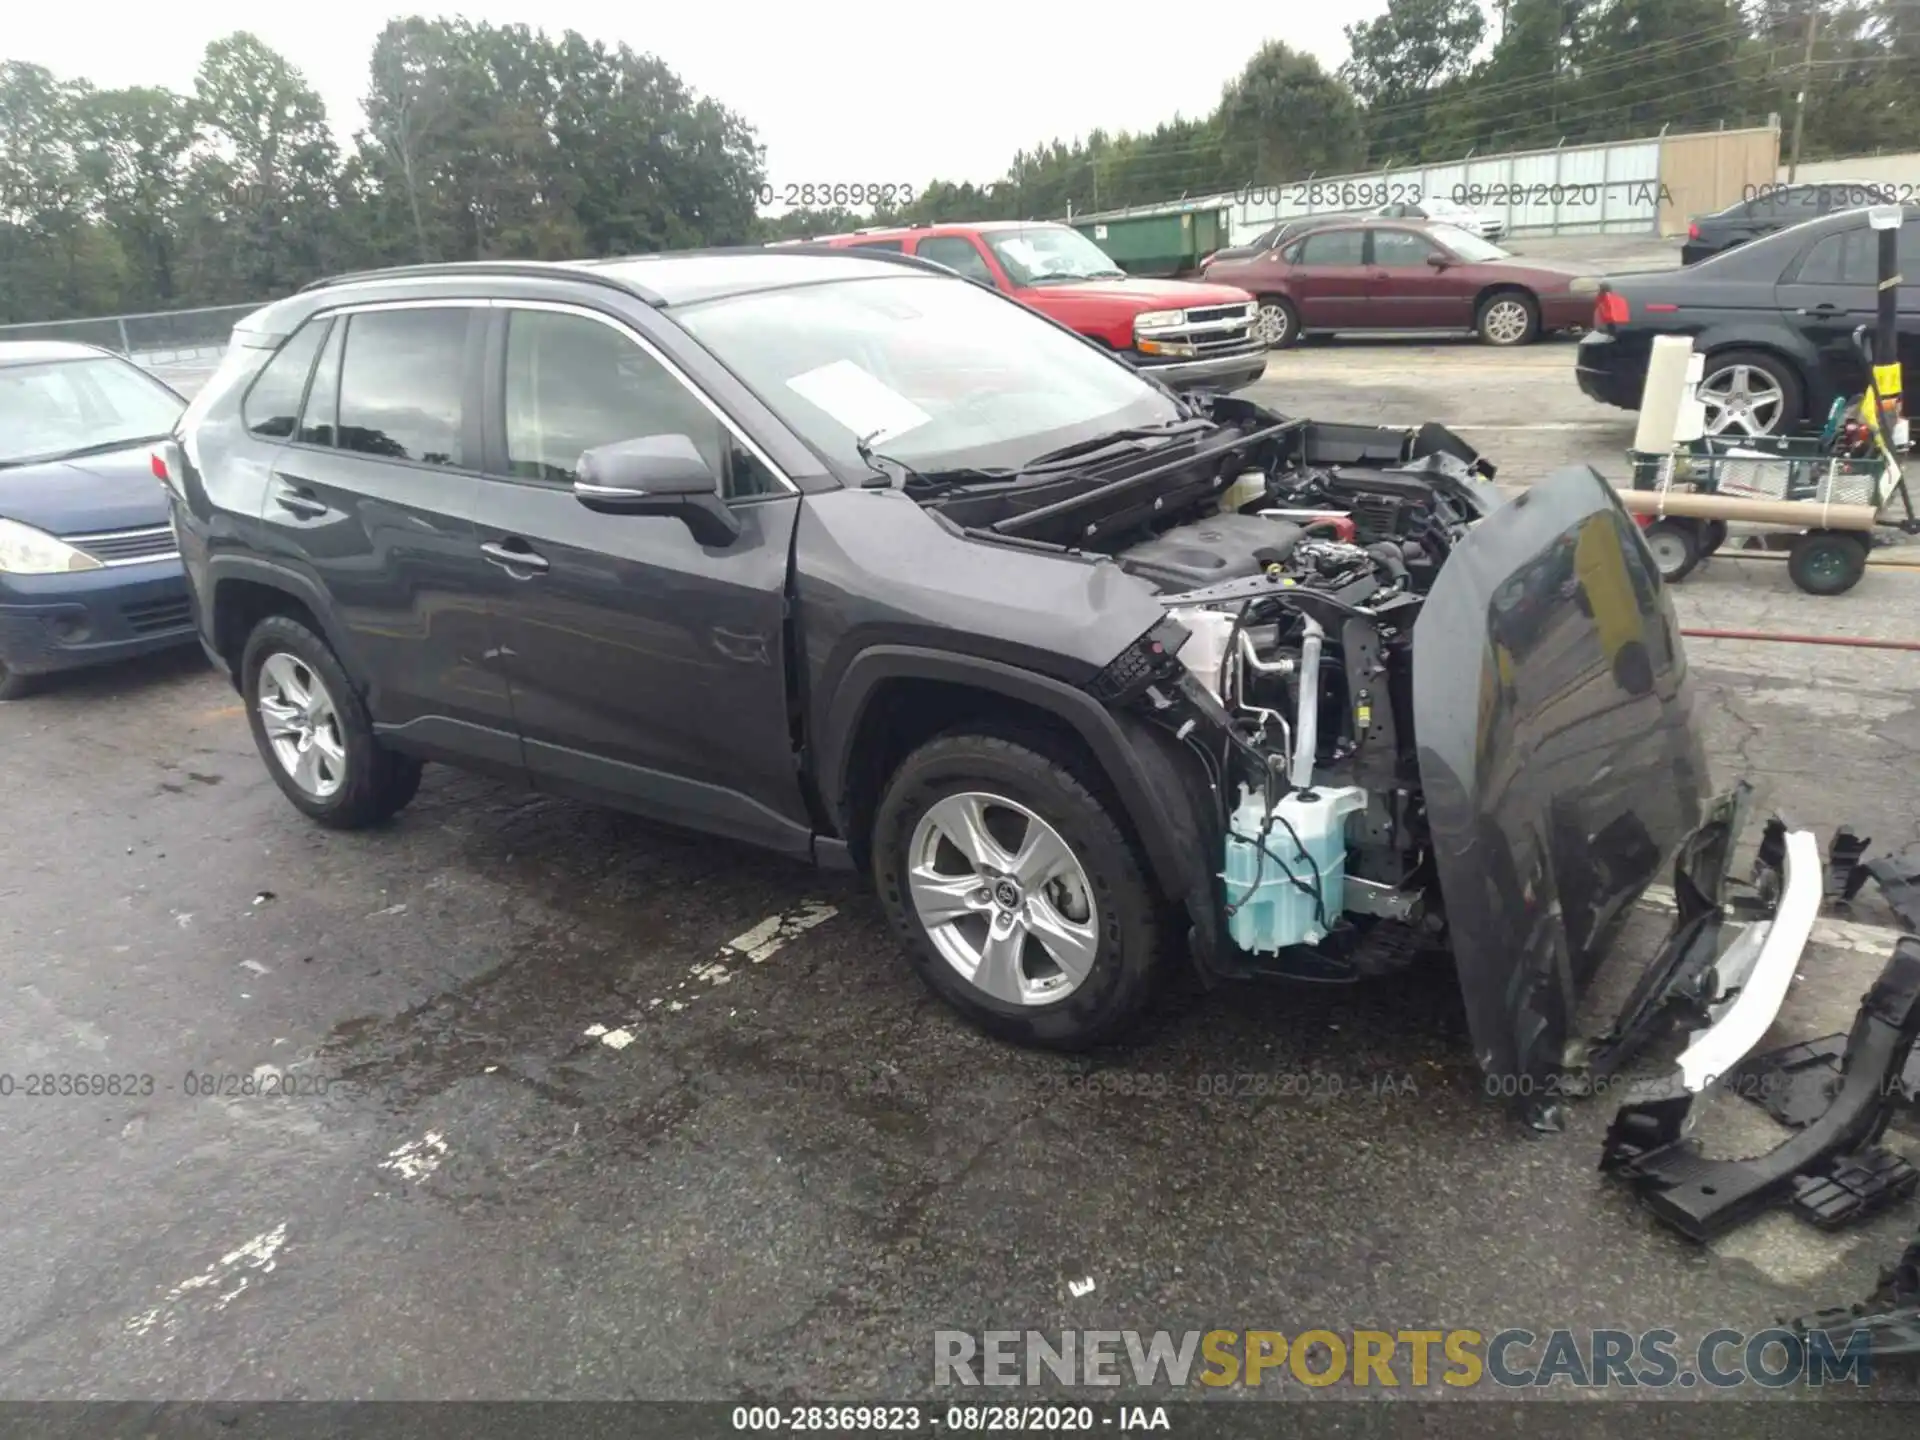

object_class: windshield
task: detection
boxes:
[676,274,1183,474]
[1429,224,1511,262]
[0,356,184,467]
[982,227,1127,285]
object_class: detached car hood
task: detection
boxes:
[1033,277,1254,310]
[0,445,171,536]
[1413,465,1709,1096]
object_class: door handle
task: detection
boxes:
[481,540,549,575]
[1797,303,1842,316]
[271,483,327,519]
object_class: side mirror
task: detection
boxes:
[1426,253,1450,270]
[573,434,741,547]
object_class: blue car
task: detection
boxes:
[0,341,196,698]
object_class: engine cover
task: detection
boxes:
[1114,512,1304,593]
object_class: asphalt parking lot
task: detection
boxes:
[4,315,1920,1415]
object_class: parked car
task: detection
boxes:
[165,245,1780,1123]
[1577,205,1920,437]
[812,221,1267,392]
[1374,194,1506,242]
[1197,213,1362,270]
[1202,219,1596,349]
[1683,181,1891,265]
[0,341,192,699]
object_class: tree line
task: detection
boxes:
[4,3,1916,324]
[0,19,762,324]
[772,1,1920,236]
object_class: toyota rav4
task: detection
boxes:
[161,247,1823,1126]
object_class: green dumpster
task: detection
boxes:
[1073,208,1226,277]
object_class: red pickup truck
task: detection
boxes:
[811,221,1268,392]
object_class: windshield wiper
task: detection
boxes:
[853,429,1014,493]
[1024,268,1128,283]
[1020,417,1212,471]
[5,433,171,469]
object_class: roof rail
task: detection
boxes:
[767,242,955,278]
[298,259,666,307]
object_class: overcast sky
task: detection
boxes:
[6,2,1372,187]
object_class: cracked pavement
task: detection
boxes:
[1,341,1918,1405]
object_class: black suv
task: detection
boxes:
[165,247,1726,1106]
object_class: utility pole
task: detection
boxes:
[1788,8,1818,182]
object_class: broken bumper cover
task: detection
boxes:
[1602,938,1920,1241]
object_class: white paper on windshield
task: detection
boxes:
[785,360,931,445]
[997,237,1041,270]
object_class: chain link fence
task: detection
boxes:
[0,301,263,367]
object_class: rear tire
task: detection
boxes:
[872,732,1163,1050]
[1788,531,1868,596]
[1699,348,1804,437]
[241,615,424,829]
[1643,519,1702,583]
[1699,519,1730,556]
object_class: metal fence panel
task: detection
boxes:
[1151,132,1745,247]
[0,302,262,366]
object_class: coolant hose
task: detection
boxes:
[1291,616,1323,790]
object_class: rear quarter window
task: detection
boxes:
[241,321,328,439]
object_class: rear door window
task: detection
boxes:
[336,308,475,466]
[1297,230,1366,266]
[850,239,905,252]
[242,321,328,439]
[1794,228,1876,286]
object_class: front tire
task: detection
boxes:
[872,732,1163,1049]
[1476,290,1539,346]
[0,661,44,701]
[241,615,423,829]
[1254,296,1300,350]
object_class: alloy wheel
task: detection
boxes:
[1253,302,1292,347]
[1481,298,1532,345]
[1700,363,1786,437]
[257,652,347,800]
[905,791,1099,1006]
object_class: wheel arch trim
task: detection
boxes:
[817,645,1212,909]
[205,554,369,691]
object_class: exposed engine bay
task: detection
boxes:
[914,390,1726,1117]
[922,394,1503,978]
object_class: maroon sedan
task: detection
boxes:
[1201,219,1597,349]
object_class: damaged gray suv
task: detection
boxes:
[162,247,1818,1122]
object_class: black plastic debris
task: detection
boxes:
[1868,854,1920,933]
[1827,826,1873,904]
[1600,940,1920,1241]
[1791,1147,1918,1230]
[1793,1228,1920,1357]
[1587,785,1754,1081]
[1728,1032,1920,1128]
